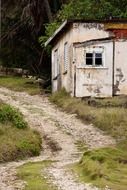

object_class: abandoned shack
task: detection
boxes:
[45,19,127,97]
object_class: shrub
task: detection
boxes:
[0,103,42,162]
[0,104,27,129]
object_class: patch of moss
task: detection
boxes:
[17,161,57,190]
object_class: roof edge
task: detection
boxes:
[73,37,114,47]
[45,19,127,47]
[45,20,68,47]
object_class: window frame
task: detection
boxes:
[64,42,68,73]
[85,47,104,67]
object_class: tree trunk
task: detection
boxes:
[44,0,52,22]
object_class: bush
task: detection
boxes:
[0,103,42,162]
[0,104,27,129]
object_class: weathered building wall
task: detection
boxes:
[74,42,113,97]
[72,23,112,42]
[51,22,127,97]
[52,26,73,93]
[52,22,112,94]
[114,40,127,95]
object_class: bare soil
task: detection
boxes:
[0,87,115,190]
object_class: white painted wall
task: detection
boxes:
[52,26,73,93]
[114,40,127,95]
[51,22,113,96]
[72,23,111,43]
[74,42,113,97]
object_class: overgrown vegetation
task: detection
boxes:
[50,89,127,141]
[0,104,28,129]
[1,0,65,76]
[50,89,127,189]
[0,76,42,95]
[0,102,42,162]
[17,161,57,190]
[1,0,127,76]
[41,0,127,44]
[73,147,127,190]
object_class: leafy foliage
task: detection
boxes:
[0,103,42,162]
[43,0,127,41]
[0,104,27,129]
[1,0,65,75]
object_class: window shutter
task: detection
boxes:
[54,49,58,77]
[64,42,68,71]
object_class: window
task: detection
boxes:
[95,53,103,66]
[85,47,104,67]
[64,42,68,72]
[54,49,58,78]
[86,53,93,65]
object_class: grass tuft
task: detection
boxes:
[73,147,127,190]
[50,89,127,141]
[17,161,57,190]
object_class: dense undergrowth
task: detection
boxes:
[50,89,127,190]
[0,102,42,162]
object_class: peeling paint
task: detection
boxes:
[112,30,127,39]
[51,21,127,97]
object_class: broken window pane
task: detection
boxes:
[86,53,93,65]
[95,53,102,66]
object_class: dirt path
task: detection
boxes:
[0,87,115,190]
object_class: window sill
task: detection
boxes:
[63,71,67,75]
[77,66,108,69]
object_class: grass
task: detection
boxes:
[50,89,127,141]
[72,147,127,190]
[50,89,127,189]
[0,103,42,162]
[75,141,88,152]
[17,161,57,190]
[0,76,42,95]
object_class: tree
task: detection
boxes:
[0,0,66,76]
[43,0,127,41]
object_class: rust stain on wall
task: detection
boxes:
[105,23,127,30]
[114,68,125,94]
[112,29,127,39]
